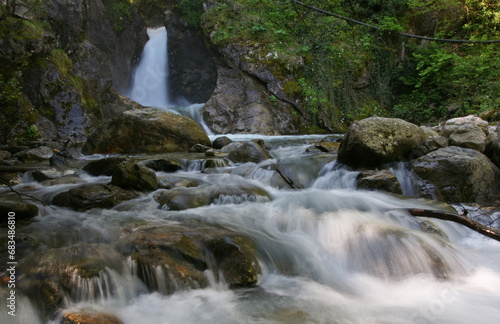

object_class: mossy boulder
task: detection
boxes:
[82,108,211,154]
[338,117,428,167]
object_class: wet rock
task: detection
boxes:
[0,201,38,224]
[32,169,55,182]
[338,117,428,167]
[14,146,53,162]
[155,183,271,211]
[82,108,211,154]
[41,175,85,186]
[49,153,68,167]
[189,143,211,153]
[223,141,270,164]
[448,124,486,152]
[117,225,261,291]
[212,136,232,149]
[111,161,158,192]
[158,177,200,189]
[13,244,125,318]
[52,184,139,211]
[82,156,126,176]
[0,150,12,162]
[305,142,340,154]
[440,115,489,137]
[61,311,123,324]
[143,159,183,173]
[410,146,500,202]
[356,170,403,194]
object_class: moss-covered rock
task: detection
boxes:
[111,161,158,192]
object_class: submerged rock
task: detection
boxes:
[338,117,428,167]
[111,161,158,192]
[52,184,139,211]
[155,183,271,211]
[82,108,211,154]
[410,146,500,202]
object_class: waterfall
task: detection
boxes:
[127,27,213,135]
[129,27,170,107]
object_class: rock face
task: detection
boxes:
[201,41,328,134]
[164,10,217,103]
[410,146,500,202]
[52,183,139,211]
[81,108,211,154]
[338,117,428,167]
[1,0,146,145]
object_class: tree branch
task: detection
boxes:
[1,178,55,210]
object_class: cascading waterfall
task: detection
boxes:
[128,27,213,135]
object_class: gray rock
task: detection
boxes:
[448,124,487,152]
[223,141,270,164]
[410,146,500,202]
[338,117,428,167]
[485,131,500,168]
[143,159,183,173]
[212,136,233,149]
[82,156,126,176]
[440,115,489,137]
[0,201,38,224]
[14,146,53,162]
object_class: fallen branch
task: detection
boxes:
[275,168,302,189]
[404,208,500,242]
[1,178,55,211]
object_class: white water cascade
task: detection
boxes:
[128,27,213,135]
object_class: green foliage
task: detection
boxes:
[176,0,204,26]
[107,0,133,32]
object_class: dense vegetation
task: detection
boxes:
[200,0,500,126]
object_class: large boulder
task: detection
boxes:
[410,146,500,203]
[111,161,158,192]
[448,124,487,152]
[81,108,211,154]
[440,115,489,137]
[338,117,428,167]
[52,183,139,211]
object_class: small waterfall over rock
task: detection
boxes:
[127,27,212,135]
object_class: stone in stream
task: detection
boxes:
[81,108,211,154]
[116,225,261,291]
[14,146,54,162]
[222,141,270,164]
[111,161,158,192]
[410,146,500,203]
[143,158,183,172]
[52,183,139,211]
[82,156,127,176]
[212,136,232,149]
[0,201,38,225]
[11,244,125,318]
[448,124,487,152]
[338,117,428,167]
[356,169,403,194]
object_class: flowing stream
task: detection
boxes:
[1,135,500,324]
[2,27,500,324]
